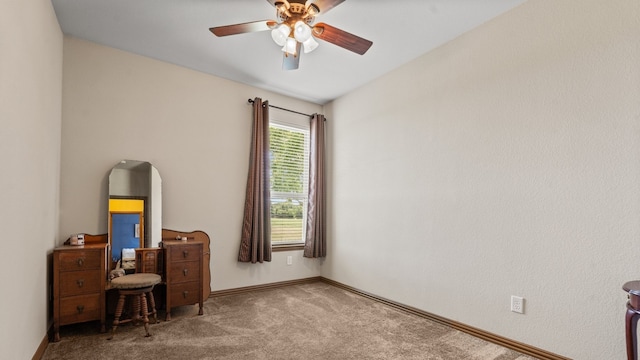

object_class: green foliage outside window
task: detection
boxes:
[271,199,303,219]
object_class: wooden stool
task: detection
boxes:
[107,273,161,340]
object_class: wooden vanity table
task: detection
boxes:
[52,161,211,341]
[52,230,210,341]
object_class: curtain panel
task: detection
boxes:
[304,114,326,258]
[238,97,272,263]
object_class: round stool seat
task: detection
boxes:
[108,273,162,340]
[111,273,161,289]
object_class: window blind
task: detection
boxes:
[269,121,310,245]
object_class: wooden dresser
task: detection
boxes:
[163,240,203,320]
[52,243,107,342]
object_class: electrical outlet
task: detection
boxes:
[511,295,524,314]
[287,255,293,265]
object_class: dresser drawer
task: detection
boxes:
[166,243,200,262]
[57,250,101,271]
[168,261,200,284]
[140,259,157,273]
[59,293,101,326]
[169,282,200,307]
[59,270,102,297]
[135,248,163,275]
[52,243,107,342]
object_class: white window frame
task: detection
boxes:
[269,109,310,247]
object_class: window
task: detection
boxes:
[269,112,310,247]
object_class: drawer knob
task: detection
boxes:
[76,279,84,288]
[183,250,189,258]
[77,258,85,267]
[77,305,84,314]
[182,291,189,298]
[183,268,189,276]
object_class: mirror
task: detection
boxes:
[108,160,162,270]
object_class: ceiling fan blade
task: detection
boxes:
[282,42,302,70]
[210,20,277,37]
[312,22,372,55]
[308,0,345,14]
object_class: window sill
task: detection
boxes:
[272,244,304,252]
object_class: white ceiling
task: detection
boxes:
[51,0,527,104]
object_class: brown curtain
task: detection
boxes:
[238,97,272,263]
[304,114,326,258]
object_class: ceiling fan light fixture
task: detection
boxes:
[302,37,319,53]
[271,24,291,46]
[209,0,373,70]
[293,21,312,42]
[282,37,298,56]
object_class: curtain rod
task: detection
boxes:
[247,98,312,118]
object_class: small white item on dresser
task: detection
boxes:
[69,233,85,246]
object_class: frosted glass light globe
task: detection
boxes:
[293,21,312,42]
[271,24,291,46]
[302,37,319,53]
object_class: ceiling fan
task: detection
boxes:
[209,0,373,70]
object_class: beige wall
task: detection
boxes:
[323,0,640,359]
[59,38,323,292]
[0,0,63,358]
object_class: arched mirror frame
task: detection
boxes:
[108,160,162,270]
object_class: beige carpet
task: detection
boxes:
[43,282,537,359]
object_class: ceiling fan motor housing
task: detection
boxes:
[275,0,318,26]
